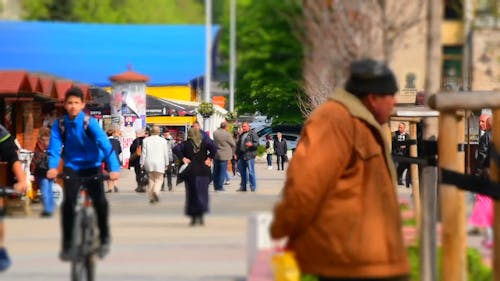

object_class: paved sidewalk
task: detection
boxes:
[4,159,285,281]
[3,159,492,280]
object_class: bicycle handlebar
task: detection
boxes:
[57,173,111,181]
[0,187,23,197]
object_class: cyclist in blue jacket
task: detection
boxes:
[46,87,120,261]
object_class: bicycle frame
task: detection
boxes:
[60,174,103,281]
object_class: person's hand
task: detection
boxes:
[245,141,252,147]
[204,158,212,167]
[183,157,191,164]
[13,179,28,193]
[46,168,58,179]
[109,172,119,181]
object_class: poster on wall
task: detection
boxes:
[110,83,147,167]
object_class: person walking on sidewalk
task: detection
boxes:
[30,126,54,217]
[235,122,259,192]
[105,128,121,193]
[392,122,411,187]
[469,113,494,247]
[270,59,410,281]
[213,121,234,192]
[274,132,288,171]
[161,129,175,191]
[129,129,146,192]
[174,127,217,226]
[140,126,170,204]
[265,135,274,170]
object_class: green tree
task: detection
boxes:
[22,0,205,24]
[219,0,305,124]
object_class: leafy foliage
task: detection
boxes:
[22,0,205,24]
[198,101,215,118]
[219,0,305,124]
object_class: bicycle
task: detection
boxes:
[59,173,108,281]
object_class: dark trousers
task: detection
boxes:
[318,275,410,281]
[231,158,237,176]
[61,167,109,249]
[213,159,228,190]
[163,163,173,189]
[133,162,145,188]
[276,154,286,170]
[396,162,410,185]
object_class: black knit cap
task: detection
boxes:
[345,58,398,98]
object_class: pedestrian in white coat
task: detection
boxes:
[140,126,170,204]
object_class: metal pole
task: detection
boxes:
[204,0,212,133]
[421,0,442,279]
[229,0,236,113]
[204,0,212,103]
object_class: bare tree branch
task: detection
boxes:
[296,0,425,115]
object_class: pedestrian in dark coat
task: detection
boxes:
[129,129,146,192]
[174,127,217,226]
[274,132,288,171]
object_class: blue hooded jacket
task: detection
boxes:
[48,112,120,172]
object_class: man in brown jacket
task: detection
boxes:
[270,59,410,281]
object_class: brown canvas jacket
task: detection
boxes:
[270,88,410,278]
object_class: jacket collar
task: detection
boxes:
[329,88,397,184]
[329,88,381,131]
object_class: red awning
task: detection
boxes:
[0,70,91,102]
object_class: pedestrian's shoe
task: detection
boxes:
[168,184,173,191]
[224,181,230,185]
[59,248,72,262]
[0,248,12,272]
[153,192,159,202]
[190,216,196,226]
[236,189,247,192]
[40,211,52,218]
[197,215,205,226]
[113,186,119,192]
[97,239,111,259]
[105,189,113,193]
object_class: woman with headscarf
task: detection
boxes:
[174,127,217,226]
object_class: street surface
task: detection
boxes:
[3,160,490,280]
[5,160,284,281]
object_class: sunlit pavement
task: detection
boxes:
[4,160,490,280]
[5,159,285,281]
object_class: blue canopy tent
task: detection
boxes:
[0,21,219,87]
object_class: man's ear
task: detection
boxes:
[362,93,376,110]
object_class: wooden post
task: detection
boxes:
[492,109,500,281]
[439,111,467,281]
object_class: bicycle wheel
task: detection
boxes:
[71,210,85,281]
[71,210,96,281]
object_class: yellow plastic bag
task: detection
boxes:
[271,250,300,281]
